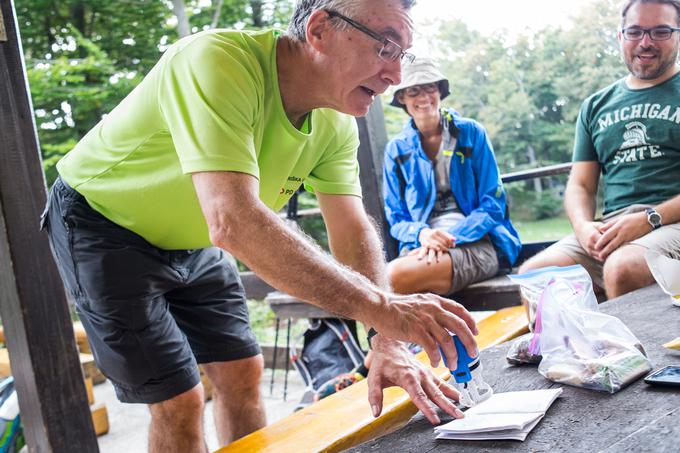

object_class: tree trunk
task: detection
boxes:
[526,144,543,195]
[172,0,190,38]
[250,0,263,27]
[211,0,224,28]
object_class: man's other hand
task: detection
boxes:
[574,220,605,260]
[594,211,651,261]
[367,292,478,372]
[367,337,465,425]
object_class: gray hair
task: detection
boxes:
[287,0,416,41]
[621,0,680,26]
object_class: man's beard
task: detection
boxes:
[625,50,678,80]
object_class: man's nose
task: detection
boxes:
[640,31,655,47]
[382,58,402,87]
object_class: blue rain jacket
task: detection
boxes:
[383,108,522,266]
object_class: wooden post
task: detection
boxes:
[0,1,98,450]
[0,7,7,41]
[356,99,399,261]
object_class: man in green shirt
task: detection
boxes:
[43,0,478,450]
[520,0,680,299]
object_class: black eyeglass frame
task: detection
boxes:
[402,83,440,98]
[325,9,415,64]
[621,26,680,41]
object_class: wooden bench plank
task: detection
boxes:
[241,271,276,300]
[215,305,528,453]
[266,291,335,319]
[265,276,522,320]
[451,275,520,311]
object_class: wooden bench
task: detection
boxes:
[215,305,529,453]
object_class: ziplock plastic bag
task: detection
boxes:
[525,265,651,393]
[504,266,591,365]
[508,265,594,332]
[505,332,542,366]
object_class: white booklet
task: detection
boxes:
[435,388,563,441]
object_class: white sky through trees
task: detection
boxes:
[413,0,599,36]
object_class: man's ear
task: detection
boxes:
[305,9,333,53]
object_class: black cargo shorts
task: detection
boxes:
[42,177,261,404]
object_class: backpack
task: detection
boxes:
[290,318,365,394]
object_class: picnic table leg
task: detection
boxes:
[269,317,281,395]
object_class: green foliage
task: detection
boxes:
[513,215,574,242]
[530,191,564,221]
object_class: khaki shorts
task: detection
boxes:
[548,204,680,289]
[402,237,500,294]
[448,237,499,294]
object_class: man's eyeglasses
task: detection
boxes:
[621,26,680,41]
[402,83,439,98]
[325,10,415,64]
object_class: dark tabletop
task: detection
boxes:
[350,284,680,453]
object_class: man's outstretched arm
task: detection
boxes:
[192,171,478,409]
[317,192,466,423]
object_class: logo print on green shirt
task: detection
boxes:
[612,121,663,165]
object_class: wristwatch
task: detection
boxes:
[367,327,379,350]
[646,208,663,230]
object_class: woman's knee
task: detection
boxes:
[387,257,419,293]
[388,255,451,294]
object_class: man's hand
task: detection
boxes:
[574,220,606,260]
[413,228,456,264]
[366,292,478,372]
[594,211,651,260]
[367,336,465,424]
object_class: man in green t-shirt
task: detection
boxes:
[520,0,680,299]
[42,0,479,450]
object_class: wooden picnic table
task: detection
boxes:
[350,283,680,452]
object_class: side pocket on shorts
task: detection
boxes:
[63,216,85,298]
[47,200,85,300]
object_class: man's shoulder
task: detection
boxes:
[580,78,626,113]
[165,29,273,73]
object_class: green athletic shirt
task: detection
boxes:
[573,71,680,215]
[57,29,361,250]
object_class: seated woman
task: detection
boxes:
[384,58,521,296]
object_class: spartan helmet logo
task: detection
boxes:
[620,121,650,149]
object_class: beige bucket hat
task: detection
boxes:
[389,57,450,108]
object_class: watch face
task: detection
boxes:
[649,212,662,226]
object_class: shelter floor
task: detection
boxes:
[95,368,306,452]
